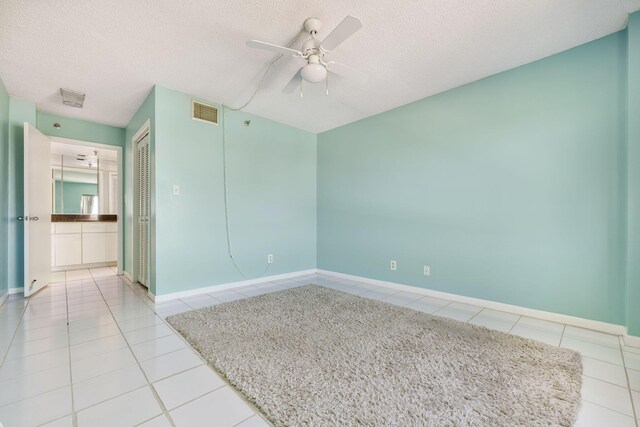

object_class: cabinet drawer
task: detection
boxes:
[82,222,106,233]
[55,223,82,234]
[105,222,117,232]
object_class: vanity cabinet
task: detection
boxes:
[51,222,117,269]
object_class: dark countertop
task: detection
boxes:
[51,214,117,222]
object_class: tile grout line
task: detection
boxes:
[506,315,523,334]
[0,297,29,371]
[559,324,567,348]
[467,307,486,323]
[574,330,637,422]
[157,285,292,427]
[154,382,226,413]
[232,415,261,427]
[580,398,639,419]
[0,298,72,413]
[620,344,640,426]
[0,289,74,412]
[431,300,455,315]
[127,276,274,425]
[91,272,177,427]
[581,372,634,390]
[0,276,155,414]
[62,278,78,427]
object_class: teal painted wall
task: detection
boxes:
[0,79,10,298]
[153,87,316,296]
[627,12,640,336]
[124,87,155,290]
[7,98,36,290]
[37,112,125,148]
[318,33,628,326]
[54,181,97,213]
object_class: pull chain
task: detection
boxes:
[325,72,329,96]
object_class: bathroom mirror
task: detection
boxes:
[50,143,118,215]
[52,154,98,214]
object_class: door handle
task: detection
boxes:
[23,216,40,221]
[17,216,23,221]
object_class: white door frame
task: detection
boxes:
[50,136,124,276]
[132,120,151,288]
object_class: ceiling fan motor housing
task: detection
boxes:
[302,38,321,56]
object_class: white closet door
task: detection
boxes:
[137,134,150,287]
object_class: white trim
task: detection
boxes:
[624,334,640,348]
[149,269,318,303]
[132,120,151,287]
[50,136,124,277]
[9,287,24,294]
[52,262,116,272]
[318,270,628,336]
[0,291,7,308]
[123,271,134,283]
[146,267,632,339]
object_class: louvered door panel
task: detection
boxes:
[137,135,150,287]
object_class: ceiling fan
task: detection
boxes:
[246,15,366,95]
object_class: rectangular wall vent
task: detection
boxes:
[191,100,219,125]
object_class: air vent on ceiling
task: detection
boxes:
[191,100,218,125]
[60,88,85,108]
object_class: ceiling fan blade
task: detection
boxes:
[283,68,303,94]
[321,15,362,51]
[246,40,302,56]
[327,62,368,83]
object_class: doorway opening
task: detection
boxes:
[49,137,123,282]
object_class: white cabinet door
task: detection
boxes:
[105,233,117,262]
[82,233,106,264]
[51,239,56,266]
[55,234,82,266]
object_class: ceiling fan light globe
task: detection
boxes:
[301,63,327,83]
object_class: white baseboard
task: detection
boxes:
[9,287,23,295]
[0,291,7,308]
[150,269,318,303]
[318,270,628,336]
[52,261,116,272]
[624,334,640,348]
[144,267,632,339]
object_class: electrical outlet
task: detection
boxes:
[267,254,274,264]
[424,265,431,276]
[172,185,180,196]
[390,260,397,271]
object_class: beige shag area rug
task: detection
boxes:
[167,285,582,426]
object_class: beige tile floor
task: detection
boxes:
[0,271,638,426]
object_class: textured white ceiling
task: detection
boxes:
[1,0,639,133]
